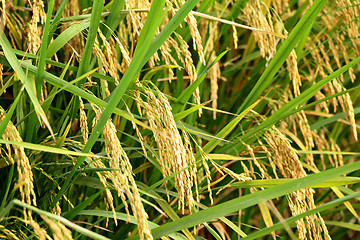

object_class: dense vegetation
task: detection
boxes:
[1,0,360,239]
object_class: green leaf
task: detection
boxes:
[36,0,55,95]
[0,139,101,158]
[223,56,360,154]
[202,98,262,154]
[218,177,360,189]
[0,87,24,137]
[126,160,360,239]
[63,190,104,220]
[174,100,211,121]
[76,0,104,79]
[0,29,55,138]
[173,50,228,113]
[46,20,90,58]
[242,191,360,240]
[236,0,327,114]
[79,210,187,240]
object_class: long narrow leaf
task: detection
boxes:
[0,29,54,138]
[236,0,327,114]
[126,160,360,239]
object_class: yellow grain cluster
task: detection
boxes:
[27,219,50,240]
[26,0,46,54]
[243,0,278,61]
[243,4,358,237]
[204,21,221,119]
[313,129,344,170]
[117,0,204,109]
[0,109,36,221]
[0,0,5,30]
[89,103,152,240]
[264,128,330,240]
[78,97,88,144]
[134,86,198,212]
[306,37,357,141]
[93,32,120,96]
[0,224,21,240]
[0,64,3,93]
[303,1,359,142]
[40,215,73,240]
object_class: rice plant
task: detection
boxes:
[1,0,360,239]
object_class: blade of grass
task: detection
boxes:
[223,56,360,154]
[35,0,55,97]
[48,0,68,39]
[194,203,247,238]
[216,177,360,189]
[79,210,187,240]
[0,139,101,158]
[8,200,110,240]
[0,86,24,137]
[325,221,360,231]
[174,100,211,120]
[236,0,327,114]
[242,191,360,240]
[25,0,55,142]
[101,0,125,39]
[0,164,14,209]
[0,29,55,139]
[63,189,104,220]
[126,160,360,239]
[46,20,90,58]
[202,98,262,154]
[76,0,104,79]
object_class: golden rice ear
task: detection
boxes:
[185,13,205,65]
[104,119,152,240]
[89,103,121,226]
[203,21,221,119]
[26,0,46,54]
[306,32,358,141]
[0,64,4,94]
[27,218,50,240]
[134,86,197,213]
[336,0,360,59]
[264,128,329,239]
[90,102,152,239]
[209,51,221,120]
[0,109,37,221]
[62,0,83,61]
[0,0,6,33]
[287,50,302,97]
[40,215,73,240]
[272,0,290,15]
[78,97,89,144]
[97,30,120,85]
[243,0,277,60]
